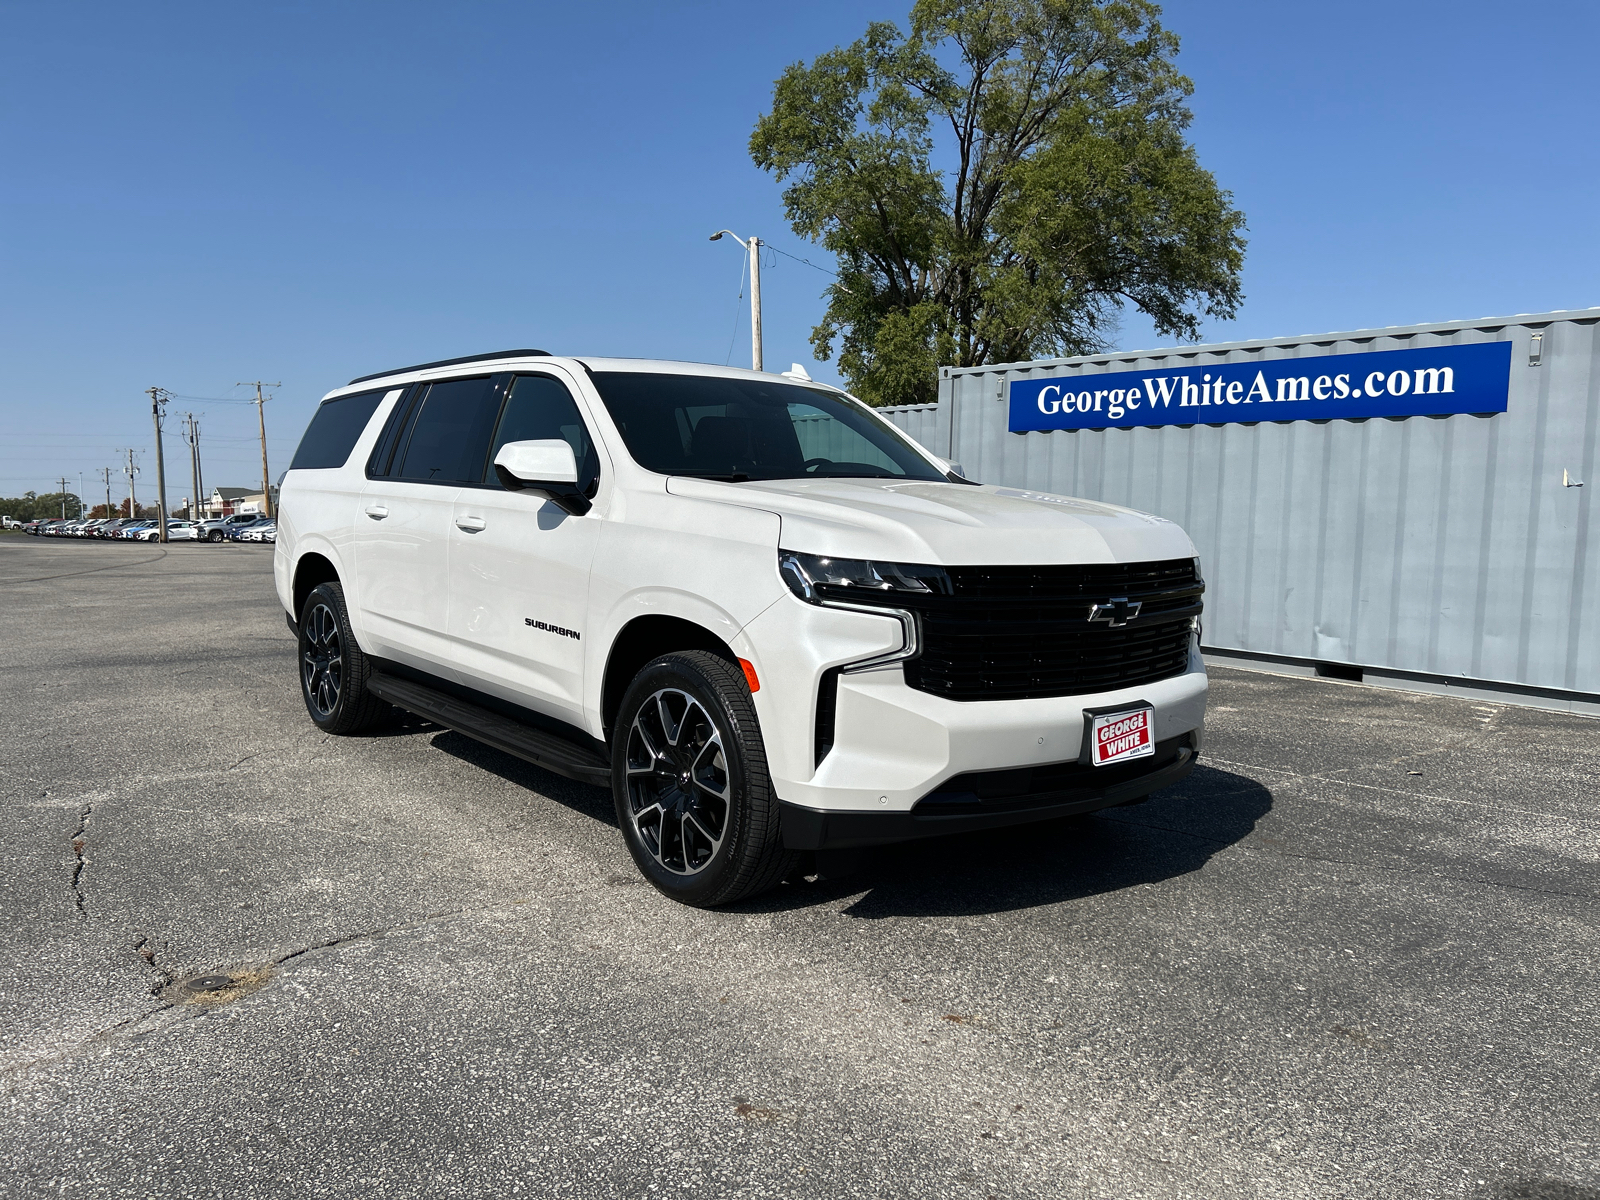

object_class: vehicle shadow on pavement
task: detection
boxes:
[750,764,1273,919]
[1491,1180,1600,1200]
[428,729,620,828]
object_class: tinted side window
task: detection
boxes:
[367,385,422,478]
[288,388,389,471]
[393,377,503,484]
[485,375,599,492]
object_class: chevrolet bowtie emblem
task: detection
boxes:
[1087,597,1142,627]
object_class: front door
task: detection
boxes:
[447,371,605,725]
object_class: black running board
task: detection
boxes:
[366,671,612,788]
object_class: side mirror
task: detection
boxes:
[493,440,591,515]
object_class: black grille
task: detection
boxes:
[824,558,1201,702]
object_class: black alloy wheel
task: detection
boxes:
[625,688,731,876]
[296,581,390,734]
[611,651,796,907]
[301,601,343,719]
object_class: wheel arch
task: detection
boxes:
[602,615,736,739]
[292,551,342,622]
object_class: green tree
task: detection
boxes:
[0,492,83,522]
[750,0,1246,406]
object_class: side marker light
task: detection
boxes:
[738,658,760,693]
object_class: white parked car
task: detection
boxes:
[137,520,199,541]
[276,352,1207,905]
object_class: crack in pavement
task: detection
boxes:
[1,906,479,1080]
[132,936,174,995]
[274,907,475,966]
[68,805,91,916]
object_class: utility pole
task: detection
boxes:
[749,236,763,372]
[99,467,114,521]
[238,381,280,518]
[146,387,171,542]
[709,230,763,371]
[78,473,85,520]
[124,450,140,519]
[56,477,70,521]
[183,414,202,522]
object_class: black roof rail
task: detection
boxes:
[347,349,551,386]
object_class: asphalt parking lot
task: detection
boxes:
[2,536,1597,1200]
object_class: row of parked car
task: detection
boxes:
[20,513,277,543]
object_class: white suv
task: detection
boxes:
[276,351,1207,905]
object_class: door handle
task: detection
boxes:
[364,505,389,519]
[455,515,487,533]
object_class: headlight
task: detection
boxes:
[778,550,950,604]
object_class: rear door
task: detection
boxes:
[446,370,605,723]
[355,374,506,675]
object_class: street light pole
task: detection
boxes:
[709,230,762,371]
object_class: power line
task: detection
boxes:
[724,245,749,367]
[163,391,265,403]
[767,244,840,278]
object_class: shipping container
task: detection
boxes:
[881,308,1599,713]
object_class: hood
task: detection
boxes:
[664,476,1196,566]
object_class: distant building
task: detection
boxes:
[234,488,279,515]
[202,486,277,517]
[204,487,254,518]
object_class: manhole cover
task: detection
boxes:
[185,975,235,993]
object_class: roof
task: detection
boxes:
[322,356,838,402]
[347,349,550,386]
[947,305,1600,376]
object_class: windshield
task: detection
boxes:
[588,372,946,482]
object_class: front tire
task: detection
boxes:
[612,651,797,907]
[208,529,224,542]
[297,581,391,734]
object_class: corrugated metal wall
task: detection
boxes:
[877,402,950,460]
[881,309,1600,699]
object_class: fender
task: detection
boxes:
[285,535,357,633]
[585,584,784,738]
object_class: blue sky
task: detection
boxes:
[3,0,1597,503]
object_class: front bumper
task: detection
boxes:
[735,594,1209,824]
[779,732,1199,849]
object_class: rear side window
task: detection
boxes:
[392,377,504,484]
[485,375,599,493]
[288,388,390,471]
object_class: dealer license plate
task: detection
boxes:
[1090,707,1154,767]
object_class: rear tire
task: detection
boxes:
[297,581,391,734]
[612,651,797,907]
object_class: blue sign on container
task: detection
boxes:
[1008,341,1512,432]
